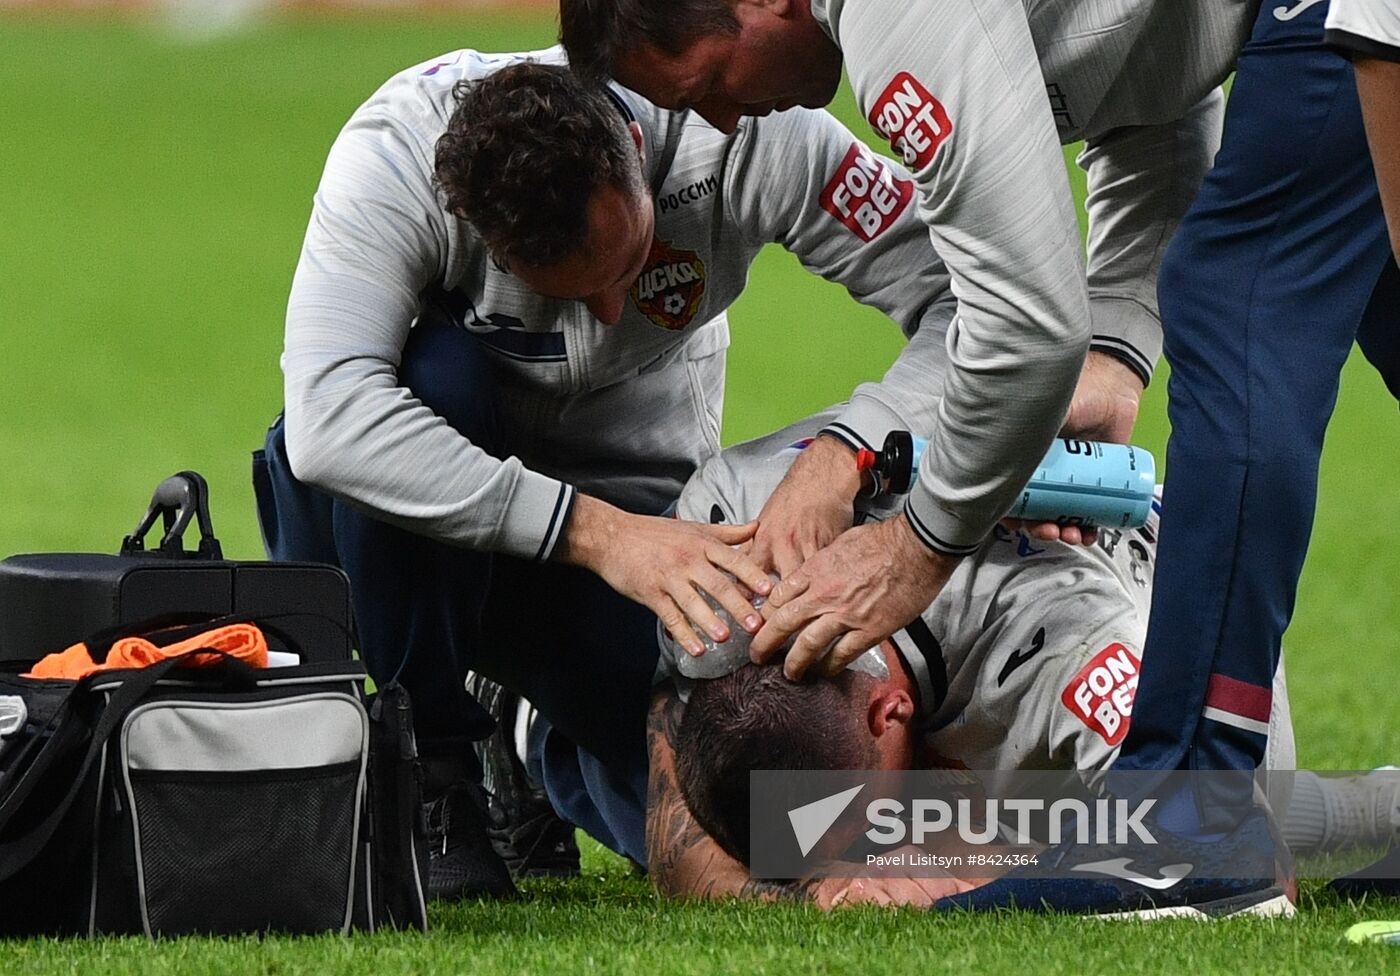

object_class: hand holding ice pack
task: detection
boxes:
[663,577,889,682]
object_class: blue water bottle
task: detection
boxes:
[866,433,1156,530]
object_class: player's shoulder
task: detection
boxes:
[674,412,841,525]
[809,0,842,43]
[349,48,569,139]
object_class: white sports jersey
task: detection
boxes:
[808,0,1250,555]
[283,48,957,562]
[667,411,1294,773]
[1327,0,1400,60]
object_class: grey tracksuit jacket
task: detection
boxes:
[812,0,1253,553]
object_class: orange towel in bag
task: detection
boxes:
[25,623,269,680]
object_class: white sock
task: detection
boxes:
[1283,772,1328,853]
[1284,770,1400,854]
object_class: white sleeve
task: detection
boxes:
[1326,0,1400,61]
[723,108,958,451]
[1041,622,1146,772]
[834,0,1092,556]
[282,106,575,561]
[1078,91,1225,385]
[928,550,1146,771]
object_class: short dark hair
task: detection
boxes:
[559,0,739,84]
[433,61,642,269]
[673,665,876,865]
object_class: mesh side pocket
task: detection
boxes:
[127,762,361,935]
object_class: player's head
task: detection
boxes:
[672,642,917,863]
[434,61,653,324]
[559,0,843,135]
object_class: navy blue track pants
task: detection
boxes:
[1116,0,1399,792]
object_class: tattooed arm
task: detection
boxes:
[645,687,826,903]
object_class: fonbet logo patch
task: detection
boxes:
[630,238,707,330]
[1061,643,1141,746]
[868,72,953,171]
[819,143,914,242]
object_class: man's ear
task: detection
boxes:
[628,120,646,166]
[867,689,916,739]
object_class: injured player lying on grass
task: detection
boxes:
[479,405,1398,904]
[628,410,1399,909]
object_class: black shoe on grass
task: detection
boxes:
[423,778,517,901]
[468,673,582,879]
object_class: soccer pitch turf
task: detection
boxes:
[1,10,1397,972]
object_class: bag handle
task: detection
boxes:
[0,650,257,882]
[120,471,223,560]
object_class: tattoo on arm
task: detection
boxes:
[645,690,716,889]
[654,687,684,750]
[646,689,808,901]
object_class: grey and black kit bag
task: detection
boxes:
[0,474,428,937]
[0,621,429,937]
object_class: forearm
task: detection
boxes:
[1355,58,1400,259]
[903,309,1087,556]
[841,0,1093,554]
[824,294,956,454]
[903,190,1090,555]
[647,835,756,901]
[1078,91,1225,385]
[283,297,574,563]
[645,778,823,903]
[653,847,819,902]
[551,493,618,571]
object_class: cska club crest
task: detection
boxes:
[630,238,707,330]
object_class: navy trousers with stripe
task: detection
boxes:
[253,319,656,860]
[1113,0,1399,807]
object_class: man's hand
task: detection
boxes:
[558,494,771,657]
[748,435,863,579]
[825,875,978,909]
[818,846,979,907]
[1062,350,1145,445]
[749,514,959,680]
[1001,516,1098,547]
[1014,350,1145,545]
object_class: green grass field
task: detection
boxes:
[1,9,1398,972]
